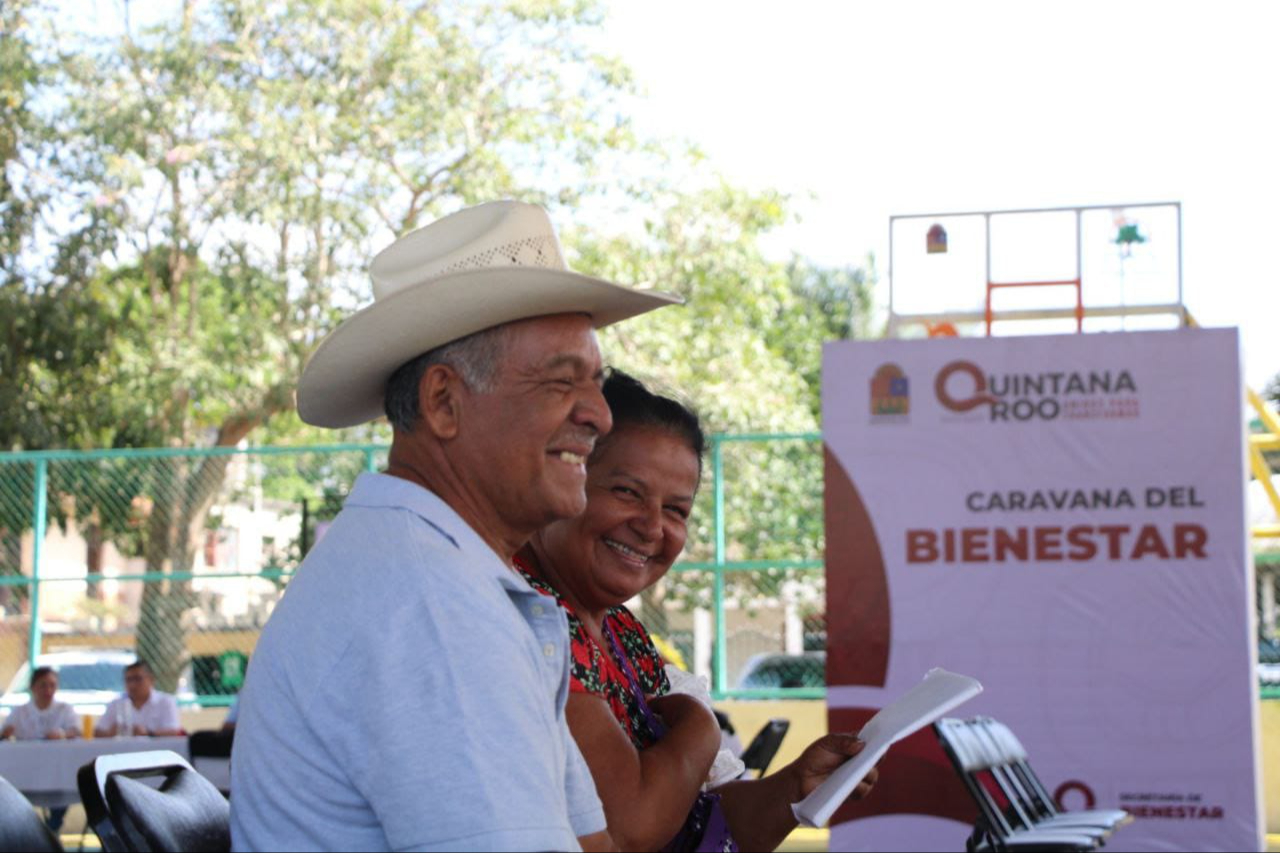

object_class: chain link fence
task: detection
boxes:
[0,437,827,705]
[4,439,1277,707]
[0,445,386,707]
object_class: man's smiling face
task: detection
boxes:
[453,313,612,535]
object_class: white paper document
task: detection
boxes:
[791,668,983,828]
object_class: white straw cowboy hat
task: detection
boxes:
[297,200,682,428]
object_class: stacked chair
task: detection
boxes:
[77,750,230,853]
[934,717,1131,852]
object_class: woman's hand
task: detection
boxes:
[45,730,66,740]
[715,732,881,851]
[788,733,880,802]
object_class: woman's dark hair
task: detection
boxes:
[30,666,56,688]
[601,370,705,475]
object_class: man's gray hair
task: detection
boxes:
[384,326,509,433]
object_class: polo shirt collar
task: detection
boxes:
[129,691,160,710]
[344,472,536,594]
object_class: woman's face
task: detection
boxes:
[540,424,700,610]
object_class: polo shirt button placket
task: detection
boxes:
[542,643,556,659]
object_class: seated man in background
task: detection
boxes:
[94,660,183,738]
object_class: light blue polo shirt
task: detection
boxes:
[230,473,605,852]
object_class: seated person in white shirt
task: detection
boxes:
[94,660,183,738]
[1,666,80,741]
[1,666,81,835]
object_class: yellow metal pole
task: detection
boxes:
[1250,444,1280,523]
[1249,387,1280,436]
[1246,383,1280,551]
[1247,388,1280,541]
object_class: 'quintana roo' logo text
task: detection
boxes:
[934,360,1139,422]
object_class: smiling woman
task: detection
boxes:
[516,370,879,852]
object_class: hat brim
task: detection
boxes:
[297,267,682,428]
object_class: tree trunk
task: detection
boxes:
[85,520,104,601]
[133,412,267,693]
[136,457,190,693]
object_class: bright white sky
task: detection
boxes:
[605,0,1280,391]
[78,0,1280,391]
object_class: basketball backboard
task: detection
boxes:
[887,202,1184,337]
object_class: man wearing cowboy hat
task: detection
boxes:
[230,201,680,852]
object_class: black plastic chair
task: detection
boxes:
[0,775,62,853]
[187,731,234,797]
[712,709,736,738]
[187,731,234,761]
[739,718,790,777]
[77,750,230,853]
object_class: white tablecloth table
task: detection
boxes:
[0,737,229,807]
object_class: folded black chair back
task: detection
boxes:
[187,730,235,798]
[740,718,790,776]
[0,775,62,853]
[188,731,234,760]
[77,750,230,853]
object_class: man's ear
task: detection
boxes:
[419,363,464,440]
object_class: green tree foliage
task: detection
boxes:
[1,0,58,607]
[580,184,821,434]
[775,255,878,421]
[3,2,177,602]
[0,0,42,273]
[575,184,875,613]
[11,0,652,686]
[8,0,877,680]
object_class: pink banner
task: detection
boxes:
[824,329,1262,852]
